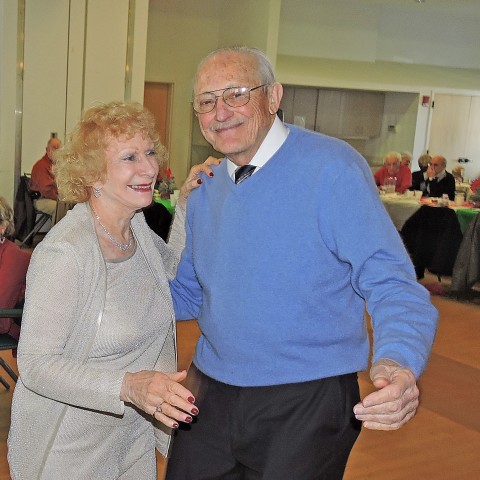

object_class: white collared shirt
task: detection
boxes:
[227,116,289,181]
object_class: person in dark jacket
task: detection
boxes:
[425,155,456,200]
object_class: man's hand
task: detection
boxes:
[353,359,419,430]
[426,163,436,179]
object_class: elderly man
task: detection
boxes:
[30,137,61,222]
[167,46,437,480]
[425,155,456,200]
[374,151,412,193]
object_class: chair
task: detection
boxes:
[143,202,173,242]
[14,174,52,247]
[400,205,463,280]
[451,214,480,294]
[0,309,22,390]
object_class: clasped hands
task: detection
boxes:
[121,370,199,429]
[353,359,419,430]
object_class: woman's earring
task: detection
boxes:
[93,187,101,198]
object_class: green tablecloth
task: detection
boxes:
[455,208,480,234]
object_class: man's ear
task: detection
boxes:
[268,82,283,115]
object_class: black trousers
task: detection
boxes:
[166,365,361,480]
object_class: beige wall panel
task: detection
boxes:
[219,0,280,63]
[128,0,149,104]
[83,0,129,108]
[65,0,87,134]
[22,0,69,173]
[0,0,19,204]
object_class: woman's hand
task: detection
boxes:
[120,369,199,429]
[178,156,222,209]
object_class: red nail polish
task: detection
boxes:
[209,172,214,177]
[191,407,199,415]
[172,423,179,429]
[197,178,203,184]
[188,396,195,403]
[185,416,193,423]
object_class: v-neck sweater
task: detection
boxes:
[171,125,438,387]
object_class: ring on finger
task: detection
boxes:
[155,400,165,414]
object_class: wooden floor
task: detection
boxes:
[1,294,479,479]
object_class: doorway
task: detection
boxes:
[144,82,172,150]
[428,93,480,181]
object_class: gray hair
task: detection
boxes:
[384,151,402,164]
[194,46,276,93]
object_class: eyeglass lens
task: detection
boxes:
[194,85,265,113]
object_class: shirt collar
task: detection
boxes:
[227,116,289,180]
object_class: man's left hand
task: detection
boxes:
[353,359,419,430]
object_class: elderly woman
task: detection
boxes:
[0,196,31,340]
[8,102,218,479]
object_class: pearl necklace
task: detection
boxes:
[91,207,133,251]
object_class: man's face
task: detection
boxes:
[47,138,62,161]
[194,52,281,166]
[385,157,400,176]
[430,157,446,175]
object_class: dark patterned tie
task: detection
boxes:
[235,165,256,184]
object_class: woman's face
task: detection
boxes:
[97,133,159,214]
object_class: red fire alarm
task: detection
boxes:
[422,95,430,107]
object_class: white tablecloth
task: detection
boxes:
[380,195,422,230]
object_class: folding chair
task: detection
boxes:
[0,308,22,390]
[14,174,52,247]
[19,209,52,247]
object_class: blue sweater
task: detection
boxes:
[171,126,438,387]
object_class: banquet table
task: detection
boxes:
[380,194,480,234]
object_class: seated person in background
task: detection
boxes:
[469,177,480,194]
[400,151,412,169]
[374,151,412,193]
[410,153,432,195]
[0,196,31,341]
[30,137,61,223]
[425,155,456,200]
[451,165,464,184]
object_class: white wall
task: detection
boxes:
[278,0,480,70]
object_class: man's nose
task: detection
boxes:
[214,97,234,120]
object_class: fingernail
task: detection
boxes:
[197,178,203,184]
[188,396,195,403]
[191,407,199,415]
[185,416,193,423]
[209,172,214,177]
[172,422,179,429]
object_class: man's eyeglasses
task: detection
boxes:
[193,84,267,114]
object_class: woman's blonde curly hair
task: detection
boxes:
[53,101,167,203]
